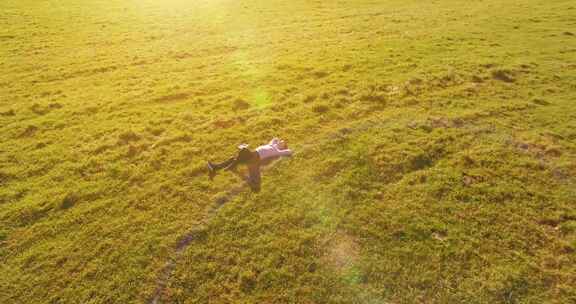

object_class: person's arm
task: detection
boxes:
[274,147,293,157]
[269,138,280,145]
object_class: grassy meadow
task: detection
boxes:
[1,0,576,303]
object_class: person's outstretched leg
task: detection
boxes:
[207,157,237,180]
[225,147,252,172]
[207,147,254,181]
[210,158,236,170]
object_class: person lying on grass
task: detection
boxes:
[207,138,293,192]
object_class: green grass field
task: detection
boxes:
[1,0,576,303]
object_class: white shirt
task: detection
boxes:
[255,138,293,160]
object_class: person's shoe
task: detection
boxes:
[207,162,216,181]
